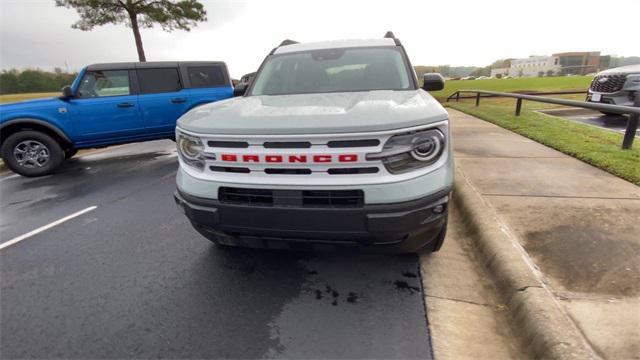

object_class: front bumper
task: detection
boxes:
[175,187,451,253]
[586,91,635,107]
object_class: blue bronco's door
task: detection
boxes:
[68,69,143,142]
[136,68,190,136]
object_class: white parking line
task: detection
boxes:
[0,206,97,251]
[0,174,20,182]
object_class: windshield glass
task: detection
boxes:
[250,47,413,96]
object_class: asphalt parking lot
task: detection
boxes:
[539,108,638,136]
[0,141,432,359]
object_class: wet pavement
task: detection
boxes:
[539,108,638,136]
[0,140,432,359]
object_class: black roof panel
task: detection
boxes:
[86,61,226,71]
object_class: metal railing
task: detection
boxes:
[446,89,587,101]
[446,90,640,149]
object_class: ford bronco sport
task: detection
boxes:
[0,61,232,177]
[174,33,453,253]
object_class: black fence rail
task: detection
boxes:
[446,90,640,149]
[446,89,587,102]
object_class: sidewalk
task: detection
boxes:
[448,108,640,359]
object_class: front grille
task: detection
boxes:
[219,187,273,206]
[302,190,364,207]
[219,187,364,208]
[590,74,627,93]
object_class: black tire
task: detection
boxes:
[65,148,78,159]
[0,131,65,177]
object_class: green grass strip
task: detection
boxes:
[448,102,640,185]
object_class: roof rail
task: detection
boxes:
[279,39,298,46]
[384,31,401,46]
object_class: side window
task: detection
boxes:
[76,70,130,98]
[187,66,226,88]
[137,68,182,94]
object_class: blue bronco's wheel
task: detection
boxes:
[1,131,65,177]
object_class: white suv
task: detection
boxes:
[173,33,453,253]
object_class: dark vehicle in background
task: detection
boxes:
[0,61,233,177]
[240,72,256,85]
[233,72,256,96]
[587,64,640,114]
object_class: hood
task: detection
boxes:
[0,97,64,112]
[177,90,448,135]
[598,64,640,75]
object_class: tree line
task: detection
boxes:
[0,68,77,95]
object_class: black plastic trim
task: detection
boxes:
[263,141,312,149]
[175,187,451,252]
[207,140,249,148]
[0,118,73,144]
[327,139,380,148]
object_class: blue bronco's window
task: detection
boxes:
[77,70,130,98]
[187,66,226,88]
[250,47,413,96]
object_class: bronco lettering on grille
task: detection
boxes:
[219,154,359,163]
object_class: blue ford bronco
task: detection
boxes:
[0,61,233,177]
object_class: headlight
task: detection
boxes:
[367,129,445,174]
[176,130,205,170]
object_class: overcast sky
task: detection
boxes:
[1,0,638,78]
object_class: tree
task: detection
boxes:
[546,69,555,77]
[55,0,207,62]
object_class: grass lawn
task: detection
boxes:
[447,100,640,185]
[0,92,59,104]
[430,76,592,102]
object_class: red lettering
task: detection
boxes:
[289,155,307,163]
[266,155,283,163]
[242,154,260,162]
[339,154,358,162]
[221,154,237,162]
[313,155,331,163]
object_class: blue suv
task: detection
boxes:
[0,61,233,177]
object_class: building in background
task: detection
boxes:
[491,51,609,78]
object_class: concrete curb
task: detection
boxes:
[451,167,599,359]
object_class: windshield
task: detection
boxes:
[250,47,414,96]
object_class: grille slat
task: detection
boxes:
[327,139,380,148]
[590,74,627,93]
[265,168,312,175]
[207,141,249,148]
[263,141,312,149]
[219,187,364,208]
[210,166,251,173]
[328,167,379,175]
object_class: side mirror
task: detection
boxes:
[233,83,248,97]
[422,73,445,91]
[61,85,74,99]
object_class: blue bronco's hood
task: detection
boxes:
[0,97,66,122]
[1,97,63,111]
